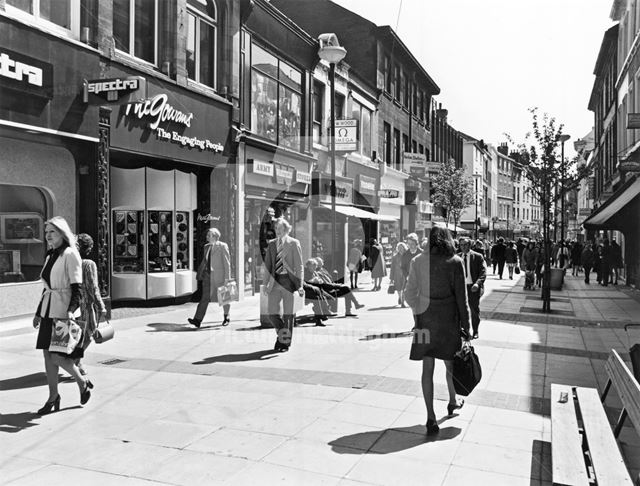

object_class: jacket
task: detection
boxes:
[264,235,303,292]
[458,250,487,288]
[38,246,82,319]
[196,241,231,286]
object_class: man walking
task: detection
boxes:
[263,217,304,352]
[459,237,487,339]
[493,237,507,279]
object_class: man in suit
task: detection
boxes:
[263,217,304,352]
[458,237,487,339]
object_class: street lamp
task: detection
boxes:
[318,34,347,275]
[558,133,570,242]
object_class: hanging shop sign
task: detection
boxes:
[378,189,400,198]
[358,175,377,196]
[295,170,312,184]
[335,119,358,151]
[249,159,274,177]
[275,164,295,186]
[0,48,53,98]
[315,175,354,205]
[628,113,640,129]
[403,152,426,164]
[418,201,434,214]
[83,76,146,104]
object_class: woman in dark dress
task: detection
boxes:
[368,238,386,291]
[33,217,92,415]
[404,227,471,435]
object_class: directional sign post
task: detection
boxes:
[335,119,358,151]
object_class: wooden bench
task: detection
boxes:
[551,349,640,486]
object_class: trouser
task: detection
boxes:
[319,282,358,312]
[268,274,296,347]
[195,278,230,321]
[600,263,610,286]
[467,284,481,334]
[349,271,359,288]
[497,260,506,278]
[583,266,591,283]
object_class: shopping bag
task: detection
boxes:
[452,342,482,396]
[292,291,304,313]
[93,319,115,344]
[387,283,396,294]
[217,280,239,306]
[515,266,521,274]
[49,318,83,354]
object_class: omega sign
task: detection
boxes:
[0,49,53,98]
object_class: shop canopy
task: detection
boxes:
[583,176,640,229]
[320,203,398,221]
[433,221,470,234]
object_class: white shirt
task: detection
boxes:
[462,252,473,285]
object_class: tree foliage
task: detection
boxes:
[432,158,475,235]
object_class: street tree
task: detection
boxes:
[432,158,475,237]
[507,108,590,313]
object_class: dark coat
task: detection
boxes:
[196,241,231,286]
[405,251,471,360]
[369,243,387,278]
[458,250,487,288]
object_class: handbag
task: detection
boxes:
[452,341,482,396]
[515,266,521,274]
[217,280,239,306]
[49,318,83,354]
[93,319,115,344]
[387,283,396,294]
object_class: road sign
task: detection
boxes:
[335,119,357,151]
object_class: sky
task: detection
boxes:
[333,0,615,157]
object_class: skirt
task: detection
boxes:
[409,307,461,361]
[36,317,85,360]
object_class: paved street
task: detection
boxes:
[2,271,639,485]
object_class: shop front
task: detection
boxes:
[0,19,99,318]
[106,70,231,302]
[243,145,313,294]
[378,168,407,267]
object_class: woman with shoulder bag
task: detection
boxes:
[33,217,92,415]
[75,233,107,376]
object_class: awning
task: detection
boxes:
[584,176,640,228]
[319,203,398,221]
[433,221,470,233]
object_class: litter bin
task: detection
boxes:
[549,267,565,290]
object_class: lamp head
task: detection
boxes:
[558,134,571,143]
[318,33,347,64]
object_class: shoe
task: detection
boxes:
[315,321,326,327]
[222,316,230,326]
[188,318,201,328]
[37,395,61,415]
[345,312,357,317]
[320,315,329,321]
[78,365,87,376]
[398,297,402,305]
[509,276,513,280]
[426,419,439,436]
[80,383,91,405]
[86,380,94,390]
[447,399,464,416]
[472,331,479,339]
[355,303,365,310]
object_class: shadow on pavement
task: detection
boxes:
[192,349,279,364]
[360,331,412,341]
[146,323,222,332]
[0,372,72,391]
[0,412,41,433]
[530,439,552,484]
[329,425,461,453]
[366,305,403,311]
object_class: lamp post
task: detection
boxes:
[558,134,570,242]
[318,34,347,275]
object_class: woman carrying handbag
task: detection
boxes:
[75,233,107,376]
[33,217,92,415]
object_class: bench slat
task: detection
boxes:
[605,349,640,437]
[551,384,590,486]
[576,386,633,486]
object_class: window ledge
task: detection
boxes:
[186,80,232,106]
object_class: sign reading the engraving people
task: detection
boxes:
[334,119,358,151]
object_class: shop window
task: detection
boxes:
[0,184,49,284]
[351,100,372,159]
[5,0,80,37]
[113,0,158,64]
[186,0,217,88]
[312,80,324,145]
[112,210,144,274]
[250,43,303,150]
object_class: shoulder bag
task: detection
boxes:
[93,318,115,343]
[452,341,482,396]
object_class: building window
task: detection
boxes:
[334,92,345,120]
[250,43,303,150]
[412,140,417,153]
[6,0,80,37]
[384,55,392,93]
[113,0,158,64]
[384,122,391,166]
[393,128,401,170]
[312,80,324,145]
[351,100,372,159]
[186,0,217,88]
[412,83,418,115]
[394,64,401,100]
[418,143,424,154]
[403,72,410,108]
[402,133,409,154]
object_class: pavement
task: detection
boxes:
[1,269,640,485]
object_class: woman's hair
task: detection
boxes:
[429,227,455,256]
[406,233,419,244]
[304,258,317,268]
[207,228,221,239]
[45,216,76,249]
[76,233,94,257]
[395,241,408,253]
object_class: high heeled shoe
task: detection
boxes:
[86,380,94,390]
[426,419,439,436]
[222,316,230,326]
[80,382,91,405]
[37,395,61,415]
[447,398,464,416]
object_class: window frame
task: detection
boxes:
[113,0,159,66]
[350,99,372,159]
[5,0,80,38]
[186,0,218,89]
[312,79,324,145]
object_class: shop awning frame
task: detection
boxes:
[583,175,640,229]
[433,221,470,233]
[319,203,398,221]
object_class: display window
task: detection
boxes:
[148,210,173,273]
[176,212,190,270]
[0,183,48,284]
[112,210,144,273]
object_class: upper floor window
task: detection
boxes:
[394,64,401,100]
[6,0,80,37]
[312,80,324,145]
[383,122,391,166]
[186,0,217,88]
[383,54,392,93]
[251,44,303,150]
[403,72,410,108]
[351,100,372,159]
[113,0,158,64]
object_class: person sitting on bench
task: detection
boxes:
[312,258,364,317]
[302,259,334,326]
